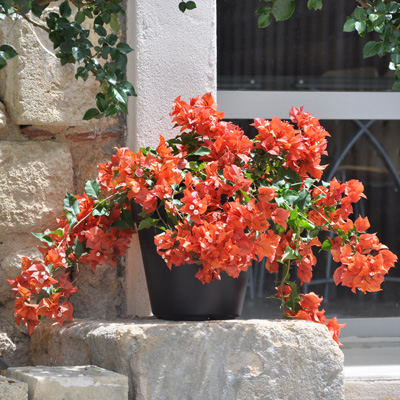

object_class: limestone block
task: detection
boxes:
[0,17,100,126]
[6,366,128,400]
[0,376,28,400]
[31,319,345,400]
[0,141,73,235]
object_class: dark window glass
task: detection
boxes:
[218,1,394,91]
[232,119,400,319]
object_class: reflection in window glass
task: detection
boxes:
[234,119,400,319]
[217,1,394,91]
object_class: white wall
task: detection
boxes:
[126,0,217,315]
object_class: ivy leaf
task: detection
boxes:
[75,11,85,24]
[83,108,101,120]
[110,13,120,32]
[59,0,72,18]
[120,81,137,96]
[112,86,128,104]
[116,42,133,54]
[84,180,101,199]
[0,44,18,60]
[72,46,86,63]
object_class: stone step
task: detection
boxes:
[344,366,400,400]
[341,337,400,400]
[0,376,28,400]
[30,319,345,400]
[6,365,129,400]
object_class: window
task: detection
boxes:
[217,1,400,331]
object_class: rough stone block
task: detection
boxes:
[0,376,28,400]
[0,17,100,126]
[31,319,345,400]
[6,365,128,400]
[0,141,73,235]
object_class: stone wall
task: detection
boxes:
[0,0,217,368]
[0,15,127,367]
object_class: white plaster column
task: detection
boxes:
[126,1,217,316]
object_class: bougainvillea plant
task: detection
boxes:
[8,93,397,345]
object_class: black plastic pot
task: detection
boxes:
[135,217,249,320]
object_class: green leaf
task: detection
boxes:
[85,180,101,199]
[72,47,86,63]
[105,104,118,117]
[59,0,72,18]
[281,245,298,261]
[391,53,400,64]
[321,238,332,252]
[272,0,295,21]
[355,21,366,36]
[32,232,54,246]
[75,11,85,24]
[83,108,101,120]
[110,13,120,32]
[0,56,6,69]
[343,18,356,32]
[186,1,197,10]
[112,86,128,104]
[95,24,107,37]
[0,44,18,60]
[293,189,311,209]
[307,0,322,11]
[258,13,271,28]
[120,80,136,96]
[72,237,84,259]
[64,191,80,215]
[392,79,400,90]
[353,6,366,21]
[111,219,133,230]
[138,218,158,230]
[179,1,187,12]
[192,146,211,156]
[116,42,134,54]
[387,1,399,13]
[363,41,380,58]
[256,5,272,15]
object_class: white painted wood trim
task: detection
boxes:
[217,91,400,120]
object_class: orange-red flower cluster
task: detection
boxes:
[288,292,346,345]
[9,93,397,344]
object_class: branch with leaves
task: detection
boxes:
[0,0,136,120]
